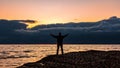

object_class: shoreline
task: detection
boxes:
[17,50,120,68]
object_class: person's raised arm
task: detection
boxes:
[50,34,57,38]
[63,33,69,38]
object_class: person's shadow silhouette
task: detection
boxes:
[50,32,69,55]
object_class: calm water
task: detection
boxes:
[0,44,120,68]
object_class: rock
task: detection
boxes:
[17,50,120,68]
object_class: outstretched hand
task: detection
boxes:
[50,33,57,38]
[63,33,69,38]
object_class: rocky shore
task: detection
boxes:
[17,50,120,68]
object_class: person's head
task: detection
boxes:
[59,32,61,36]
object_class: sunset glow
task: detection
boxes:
[1,0,120,28]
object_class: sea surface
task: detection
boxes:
[0,44,120,68]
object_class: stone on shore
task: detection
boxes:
[17,50,120,68]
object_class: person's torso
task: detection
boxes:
[57,36,64,43]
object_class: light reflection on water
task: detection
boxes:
[0,44,120,68]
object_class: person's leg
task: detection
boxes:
[56,44,59,55]
[61,44,64,55]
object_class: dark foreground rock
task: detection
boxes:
[17,50,120,68]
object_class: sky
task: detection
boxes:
[1,0,120,28]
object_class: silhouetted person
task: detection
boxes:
[50,32,69,55]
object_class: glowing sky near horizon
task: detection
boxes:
[1,0,120,28]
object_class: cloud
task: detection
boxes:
[0,19,27,31]
[0,16,120,44]
[0,19,27,42]
[31,16,120,32]
[13,20,36,23]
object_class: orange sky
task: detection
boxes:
[1,0,120,28]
